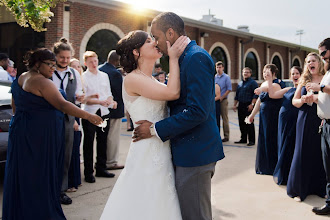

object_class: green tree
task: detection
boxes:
[0,0,66,32]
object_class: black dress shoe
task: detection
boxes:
[127,128,134,131]
[222,138,229,142]
[85,175,96,183]
[234,140,247,144]
[312,205,330,215]
[96,170,115,178]
[247,142,255,146]
[60,192,72,205]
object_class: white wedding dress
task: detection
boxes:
[100,83,182,220]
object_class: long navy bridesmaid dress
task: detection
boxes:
[287,86,326,201]
[68,117,82,190]
[255,79,284,175]
[273,88,299,185]
[2,79,66,220]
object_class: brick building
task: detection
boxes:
[0,0,316,86]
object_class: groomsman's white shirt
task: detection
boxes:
[318,70,330,119]
[82,69,113,117]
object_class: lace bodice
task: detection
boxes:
[122,82,168,127]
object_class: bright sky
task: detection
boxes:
[119,0,329,49]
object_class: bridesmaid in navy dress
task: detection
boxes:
[2,48,103,219]
[67,117,82,192]
[68,59,84,192]
[248,64,285,175]
[271,66,302,185]
[287,52,327,202]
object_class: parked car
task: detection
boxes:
[0,81,13,170]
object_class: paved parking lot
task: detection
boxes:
[0,108,327,220]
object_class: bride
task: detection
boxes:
[100,30,188,219]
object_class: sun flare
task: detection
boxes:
[120,0,156,13]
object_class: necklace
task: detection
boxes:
[137,69,153,79]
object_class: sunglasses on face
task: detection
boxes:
[320,49,328,57]
[41,61,56,68]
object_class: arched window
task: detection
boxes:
[292,58,300,67]
[86,29,120,64]
[245,52,258,80]
[272,55,282,79]
[211,47,228,74]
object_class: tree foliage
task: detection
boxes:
[0,0,67,32]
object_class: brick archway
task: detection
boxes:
[79,23,125,62]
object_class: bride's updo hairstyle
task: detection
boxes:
[116,30,148,73]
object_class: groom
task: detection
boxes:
[134,12,224,220]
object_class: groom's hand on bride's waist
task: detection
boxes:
[133,120,153,142]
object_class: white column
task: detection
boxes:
[200,37,205,49]
[266,45,270,64]
[63,4,70,40]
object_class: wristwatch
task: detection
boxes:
[320,84,325,92]
[149,123,156,136]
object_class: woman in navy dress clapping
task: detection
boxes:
[287,52,327,202]
[248,64,285,175]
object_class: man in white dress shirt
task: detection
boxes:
[0,53,9,81]
[82,51,117,183]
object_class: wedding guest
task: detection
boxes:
[158,71,168,84]
[233,67,258,146]
[67,58,84,192]
[271,66,302,185]
[0,53,9,80]
[70,58,83,75]
[52,37,84,205]
[215,61,231,142]
[153,63,163,80]
[99,50,125,170]
[287,52,326,202]
[215,83,221,131]
[312,38,330,215]
[2,48,102,220]
[82,51,117,183]
[7,60,17,82]
[248,64,284,175]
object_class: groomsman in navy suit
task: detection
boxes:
[134,12,224,220]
